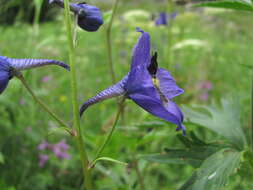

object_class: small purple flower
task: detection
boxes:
[197,80,213,101]
[38,140,49,150]
[39,154,49,167]
[0,56,69,94]
[53,148,71,159]
[155,12,177,26]
[49,0,103,32]
[19,98,26,105]
[41,75,52,83]
[51,140,71,159]
[37,139,71,167]
[80,28,185,134]
[55,139,69,151]
[199,81,213,90]
[199,92,209,101]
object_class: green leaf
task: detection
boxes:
[140,132,226,167]
[238,150,253,180]
[47,127,72,136]
[135,121,166,128]
[92,157,128,167]
[195,0,253,12]
[0,152,4,164]
[183,99,247,149]
[179,149,241,190]
[139,146,220,167]
[239,63,253,69]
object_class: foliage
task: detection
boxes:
[195,0,253,12]
[0,0,253,190]
[183,99,247,150]
[0,0,56,24]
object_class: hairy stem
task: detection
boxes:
[63,0,92,189]
[92,98,125,164]
[17,73,71,134]
[106,0,120,84]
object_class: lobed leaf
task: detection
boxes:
[183,99,247,149]
[179,149,241,190]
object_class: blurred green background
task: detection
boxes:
[0,0,252,189]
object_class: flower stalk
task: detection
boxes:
[63,0,92,189]
[91,97,125,165]
[106,0,120,84]
[251,74,253,151]
[133,160,146,190]
[167,0,174,69]
[16,72,71,134]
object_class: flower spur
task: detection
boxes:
[0,56,69,94]
[80,28,185,134]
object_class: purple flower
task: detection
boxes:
[199,81,213,90]
[0,56,69,94]
[80,28,185,134]
[199,92,209,101]
[37,139,71,167]
[51,140,71,159]
[39,154,49,167]
[197,81,213,101]
[41,75,52,83]
[53,148,71,159]
[38,141,49,150]
[49,0,103,32]
[155,12,177,26]
[55,139,69,151]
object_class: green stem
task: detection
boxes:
[106,0,120,84]
[133,160,145,190]
[251,73,253,151]
[63,0,92,189]
[33,0,43,35]
[167,0,174,69]
[17,73,71,133]
[92,98,125,163]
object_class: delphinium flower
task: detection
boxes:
[0,56,69,94]
[80,28,185,134]
[155,12,177,26]
[49,0,103,32]
[37,139,71,167]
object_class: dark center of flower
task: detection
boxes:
[148,52,169,105]
[148,51,158,77]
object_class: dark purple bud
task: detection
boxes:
[76,3,103,32]
[50,0,103,32]
[155,12,168,26]
[155,12,177,26]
